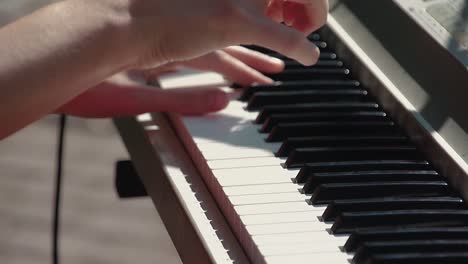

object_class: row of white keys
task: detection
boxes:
[159,71,352,263]
[185,101,351,263]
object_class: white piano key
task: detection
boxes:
[201,144,277,160]
[158,70,228,89]
[184,119,262,146]
[215,167,297,186]
[217,175,291,186]
[223,183,299,196]
[183,113,260,147]
[235,202,322,215]
[259,242,343,255]
[264,253,350,264]
[220,100,260,120]
[245,221,331,235]
[241,211,320,225]
[207,156,284,169]
[171,71,352,263]
[253,232,348,245]
[229,193,307,206]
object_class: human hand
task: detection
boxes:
[146,46,284,86]
[56,46,284,117]
[114,0,327,68]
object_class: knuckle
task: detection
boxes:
[211,50,234,67]
[213,50,229,62]
[212,2,239,22]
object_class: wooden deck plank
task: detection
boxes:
[0,116,182,264]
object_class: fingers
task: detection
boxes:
[127,45,283,88]
[141,63,180,83]
[223,46,284,73]
[238,15,320,65]
[58,82,230,117]
[141,86,230,115]
[184,50,275,86]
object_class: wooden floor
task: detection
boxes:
[1,117,182,264]
[0,1,182,262]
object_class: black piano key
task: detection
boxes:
[310,181,452,205]
[242,45,281,54]
[294,159,430,183]
[267,68,351,81]
[245,39,325,53]
[243,36,468,261]
[364,252,468,264]
[331,210,468,234]
[262,112,388,133]
[240,80,360,102]
[322,197,465,222]
[354,240,468,264]
[255,102,379,123]
[344,227,468,252]
[313,41,328,50]
[242,45,269,53]
[267,121,399,142]
[285,146,421,168]
[302,170,441,194]
[308,33,321,41]
[245,48,336,62]
[283,59,344,69]
[278,136,410,158]
[247,89,369,111]
[319,52,337,60]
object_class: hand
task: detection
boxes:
[145,46,284,86]
[56,46,284,117]
[119,0,328,68]
[0,0,327,139]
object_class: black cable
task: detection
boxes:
[53,114,67,264]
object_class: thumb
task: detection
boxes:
[58,83,229,117]
[237,14,320,66]
[148,86,230,115]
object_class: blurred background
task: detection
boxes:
[0,1,182,263]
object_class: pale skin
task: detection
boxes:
[0,0,328,139]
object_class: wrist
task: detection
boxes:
[63,0,138,71]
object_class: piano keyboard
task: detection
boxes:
[115,13,468,264]
[156,30,468,264]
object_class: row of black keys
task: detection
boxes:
[242,36,468,264]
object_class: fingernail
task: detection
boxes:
[263,77,274,84]
[254,75,274,85]
[270,57,285,66]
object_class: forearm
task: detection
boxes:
[0,0,133,139]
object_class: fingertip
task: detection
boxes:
[299,43,320,66]
[244,74,275,86]
[209,89,229,111]
[241,14,319,68]
[269,57,285,71]
[257,76,275,85]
